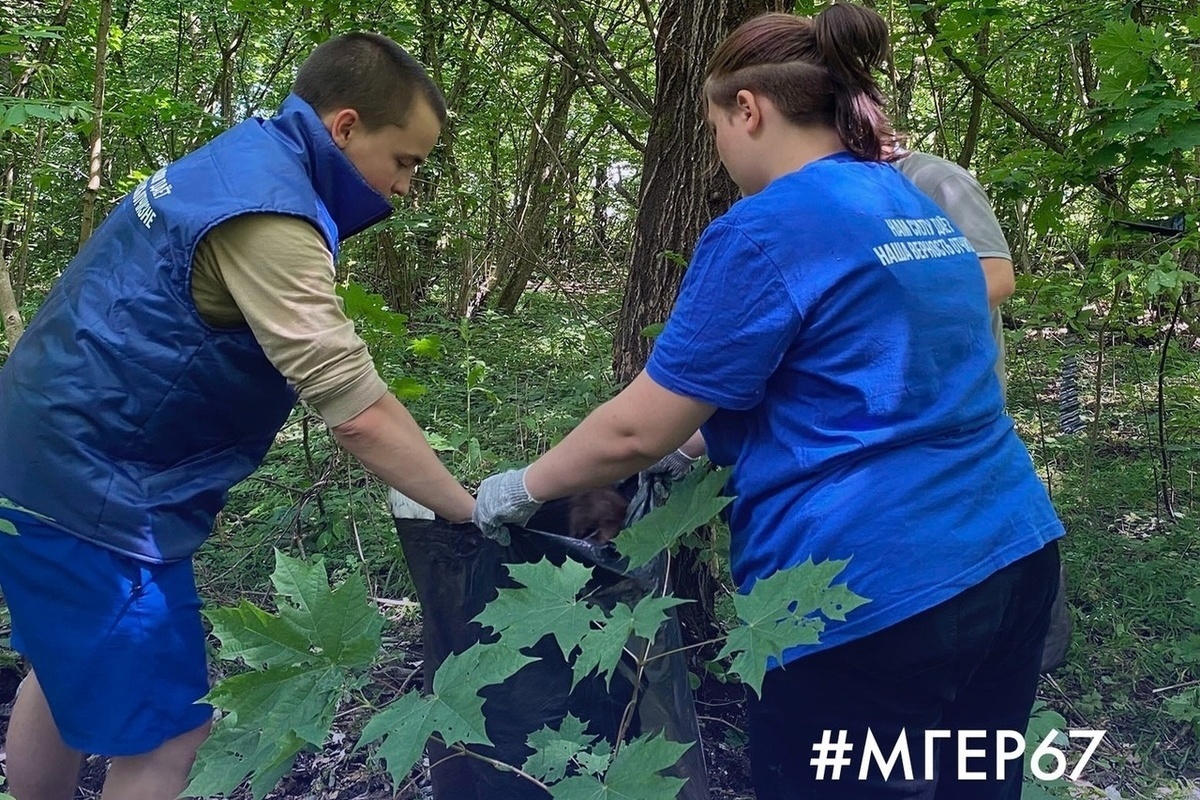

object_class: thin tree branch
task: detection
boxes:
[480,0,651,117]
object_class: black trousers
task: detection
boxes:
[747,540,1061,800]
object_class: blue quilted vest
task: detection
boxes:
[0,94,392,563]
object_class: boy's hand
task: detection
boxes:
[472,467,542,544]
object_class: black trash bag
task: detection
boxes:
[392,475,710,800]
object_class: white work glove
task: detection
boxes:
[644,449,700,482]
[472,467,543,544]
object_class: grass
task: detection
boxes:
[1005,329,1200,798]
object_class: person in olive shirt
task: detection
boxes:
[0,33,473,799]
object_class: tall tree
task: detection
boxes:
[0,0,76,349]
[612,0,784,647]
[78,0,112,248]
[489,58,579,313]
[612,0,783,382]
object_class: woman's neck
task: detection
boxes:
[758,124,846,186]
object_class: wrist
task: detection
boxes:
[520,465,547,504]
[444,494,476,524]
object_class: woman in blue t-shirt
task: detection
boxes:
[474,5,1063,798]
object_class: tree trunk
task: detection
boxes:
[613,0,780,382]
[0,0,73,333]
[491,59,578,313]
[0,250,23,352]
[79,0,112,249]
[957,20,988,168]
[612,0,782,653]
[13,123,48,306]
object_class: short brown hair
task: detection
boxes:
[293,33,447,130]
[705,4,897,161]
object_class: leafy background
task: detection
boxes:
[0,0,1198,797]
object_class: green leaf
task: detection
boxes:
[630,594,691,641]
[0,498,60,526]
[207,664,343,745]
[474,558,606,658]
[615,469,732,569]
[190,552,384,797]
[336,281,407,336]
[409,335,444,358]
[390,375,428,401]
[549,732,692,800]
[358,690,439,783]
[1149,120,1200,155]
[659,250,689,269]
[1031,190,1063,237]
[576,739,613,776]
[571,592,689,689]
[360,643,534,783]
[424,430,457,451]
[270,550,384,667]
[204,600,313,669]
[187,665,342,799]
[640,322,665,339]
[602,733,692,797]
[1163,687,1200,726]
[572,604,635,689]
[718,558,869,697]
[1,104,27,132]
[524,714,600,783]
[1093,20,1150,89]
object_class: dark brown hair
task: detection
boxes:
[293,33,447,130]
[705,4,897,161]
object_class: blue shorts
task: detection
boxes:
[0,513,212,756]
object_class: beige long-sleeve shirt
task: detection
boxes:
[190,213,388,427]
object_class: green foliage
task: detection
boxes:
[473,557,687,689]
[546,733,693,800]
[718,558,870,696]
[524,714,601,783]
[336,282,409,339]
[614,469,732,569]
[358,642,535,784]
[1084,15,1200,183]
[0,98,90,134]
[1023,701,1069,792]
[7,1,1199,795]
[475,558,605,659]
[1163,588,1200,736]
[185,551,385,799]
[193,468,860,797]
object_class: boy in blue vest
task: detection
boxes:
[0,33,475,799]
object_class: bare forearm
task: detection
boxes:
[332,394,475,522]
[981,257,1015,309]
[523,371,714,501]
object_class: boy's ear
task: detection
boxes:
[325,108,361,148]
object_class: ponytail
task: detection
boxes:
[814,2,897,160]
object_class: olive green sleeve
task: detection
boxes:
[191,213,388,426]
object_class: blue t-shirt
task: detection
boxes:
[646,152,1063,662]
